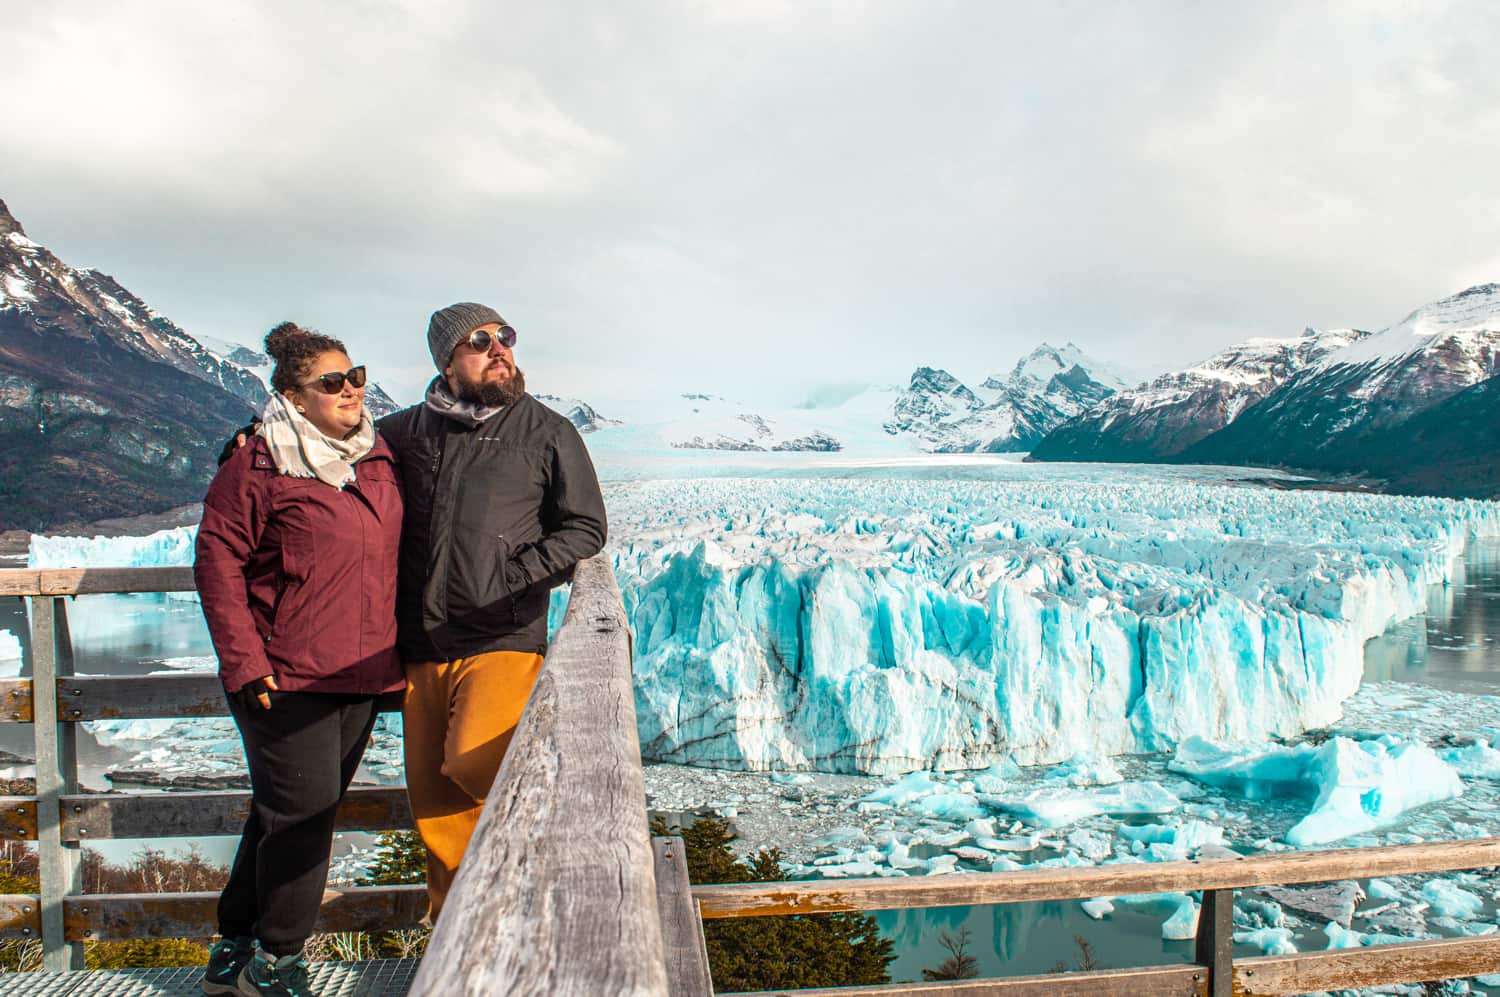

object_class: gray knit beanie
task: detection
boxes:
[427,302,507,370]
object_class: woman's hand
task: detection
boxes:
[250,674,280,710]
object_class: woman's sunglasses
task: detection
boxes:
[299,366,368,394]
[466,326,517,353]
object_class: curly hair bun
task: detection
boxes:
[263,322,349,393]
[264,321,311,362]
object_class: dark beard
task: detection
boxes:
[456,366,526,407]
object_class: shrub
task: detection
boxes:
[659,815,894,992]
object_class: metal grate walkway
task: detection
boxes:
[0,960,416,996]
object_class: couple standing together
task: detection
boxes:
[192,303,608,996]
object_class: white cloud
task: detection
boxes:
[2,0,1497,407]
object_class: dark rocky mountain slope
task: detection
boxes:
[0,199,260,530]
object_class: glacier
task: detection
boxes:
[26,474,1500,776]
[613,477,1498,773]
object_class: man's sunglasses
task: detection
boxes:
[465,326,517,353]
[299,366,368,394]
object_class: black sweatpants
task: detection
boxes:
[219,688,378,955]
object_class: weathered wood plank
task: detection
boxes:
[409,556,669,997]
[694,837,1500,917]
[0,894,41,941]
[720,964,1208,996]
[62,885,428,941]
[61,786,412,841]
[0,797,38,840]
[0,567,196,597]
[32,597,83,971]
[56,674,228,720]
[1235,935,1500,995]
[0,680,32,723]
[50,675,403,721]
[653,836,713,997]
[1195,888,1232,997]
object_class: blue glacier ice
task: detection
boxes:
[28,476,1500,776]
[1171,734,1465,846]
[28,527,197,569]
[615,478,1498,772]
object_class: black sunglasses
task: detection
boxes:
[465,325,517,353]
[299,366,368,394]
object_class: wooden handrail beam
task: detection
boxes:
[61,786,412,841]
[719,964,1209,996]
[0,675,401,723]
[61,885,428,941]
[0,797,39,840]
[693,837,1500,918]
[0,894,41,941]
[1234,935,1500,995]
[409,556,669,997]
[0,567,196,597]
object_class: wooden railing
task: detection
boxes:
[0,565,425,973]
[4,561,1500,995]
[407,555,687,995]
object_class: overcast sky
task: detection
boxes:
[4,1,1498,408]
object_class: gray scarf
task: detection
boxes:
[424,376,504,427]
[256,395,375,489]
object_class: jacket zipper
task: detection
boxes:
[498,534,519,626]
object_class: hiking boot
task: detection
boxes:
[201,935,253,995]
[238,948,315,997]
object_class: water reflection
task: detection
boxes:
[1363,537,1500,693]
[875,900,1195,982]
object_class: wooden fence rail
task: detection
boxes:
[407,555,671,996]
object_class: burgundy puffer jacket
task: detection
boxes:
[194,435,405,696]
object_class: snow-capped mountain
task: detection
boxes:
[1184,284,1500,470]
[0,197,259,530]
[535,393,620,434]
[1030,327,1369,462]
[593,392,853,451]
[198,334,400,419]
[886,343,1133,452]
[0,202,268,410]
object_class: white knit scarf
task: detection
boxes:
[256,394,375,489]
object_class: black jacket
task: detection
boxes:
[377,394,608,664]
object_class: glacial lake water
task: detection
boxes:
[0,502,1498,981]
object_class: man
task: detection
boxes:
[378,302,608,919]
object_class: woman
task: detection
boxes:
[194,322,403,997]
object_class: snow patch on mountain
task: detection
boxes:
[1335,284,1500,367]
[536,393,620,433]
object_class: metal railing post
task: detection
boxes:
[31,596,83,971]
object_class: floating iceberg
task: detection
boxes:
[1171,735,1465,846]
[0,630,19,679]
[1287,738,1463,846]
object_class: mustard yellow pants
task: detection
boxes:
[402,650,544,922]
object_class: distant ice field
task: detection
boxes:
[589,448,1311,485]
